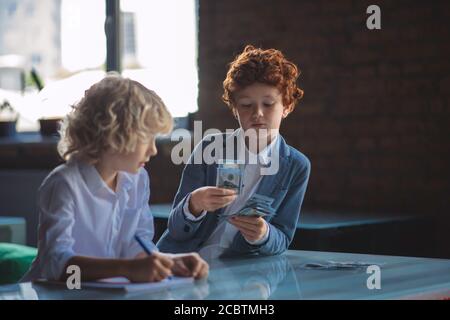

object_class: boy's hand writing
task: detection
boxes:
[169,252,209,280]
[127,252,174,282]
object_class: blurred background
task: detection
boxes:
[0,0,198,129]
[0,0,449,259]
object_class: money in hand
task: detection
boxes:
[216,161,243,194]
[234,194,276,218]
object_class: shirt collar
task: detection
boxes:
[117,171,134,192]
[235,128,280,166]
[258,134,280,166]
[77,160,134,195]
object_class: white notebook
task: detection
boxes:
[83,276,194,292]
[35,276,194,293]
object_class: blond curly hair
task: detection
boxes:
[58,74,173,163]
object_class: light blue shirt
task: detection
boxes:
[22,159,156,281]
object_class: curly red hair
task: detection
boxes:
[223,45,304,113]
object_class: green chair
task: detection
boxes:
[0,243,37,284]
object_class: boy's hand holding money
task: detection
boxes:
[189,187,238,217]
[229,215,268,243]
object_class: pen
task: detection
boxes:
[134,234,173,279]
[134,234,153,255]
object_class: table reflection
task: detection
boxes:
[0,282,38,300]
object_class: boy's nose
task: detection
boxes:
[147,143,157,157]
[253,105,264,118]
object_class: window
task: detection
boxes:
[61,0,106,73]
[25,2,34,16]
[0,0,198,132]
[7,1,17,16]
[0,0,106,131]
[31,54,41,64]
[120,0,199,118]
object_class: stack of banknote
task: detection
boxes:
[236,194,276,217]
[216,161,243,194]
[220,193,275,218]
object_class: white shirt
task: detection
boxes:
[22,159,156,281]
[184,129,280,261]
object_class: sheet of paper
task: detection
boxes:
[34,276,194,293]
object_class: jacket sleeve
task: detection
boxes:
[166,143,209,241]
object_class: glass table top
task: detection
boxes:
[2,250,450,300]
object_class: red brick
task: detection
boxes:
[440,77,450,95]
[354,138,377,152]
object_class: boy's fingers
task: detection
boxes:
[210,188,237,196]
[232,221,260,237]
[230,217,261,228]
[211,199,230,206]
[195,262,209,279]
[173,259,191,275]
[182,254,207,278]
[189,257,204,277]
[224,195,238,202]
[229,220,258,236]
[173,263,190,277]
[154,253,175,268]
[154,259,173,277]
[209,197,236,209]
[232,216,261,225]
[159,257,175,269]
[217,188,237,195]
[214,196,237,206]
[222,194,238,201]
[202,263,209,277]
[209,203,223,210]
[155,271,168,282]
[239,229,257,241]
[169,254,209,279]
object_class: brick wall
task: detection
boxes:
[197,0,450,216]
